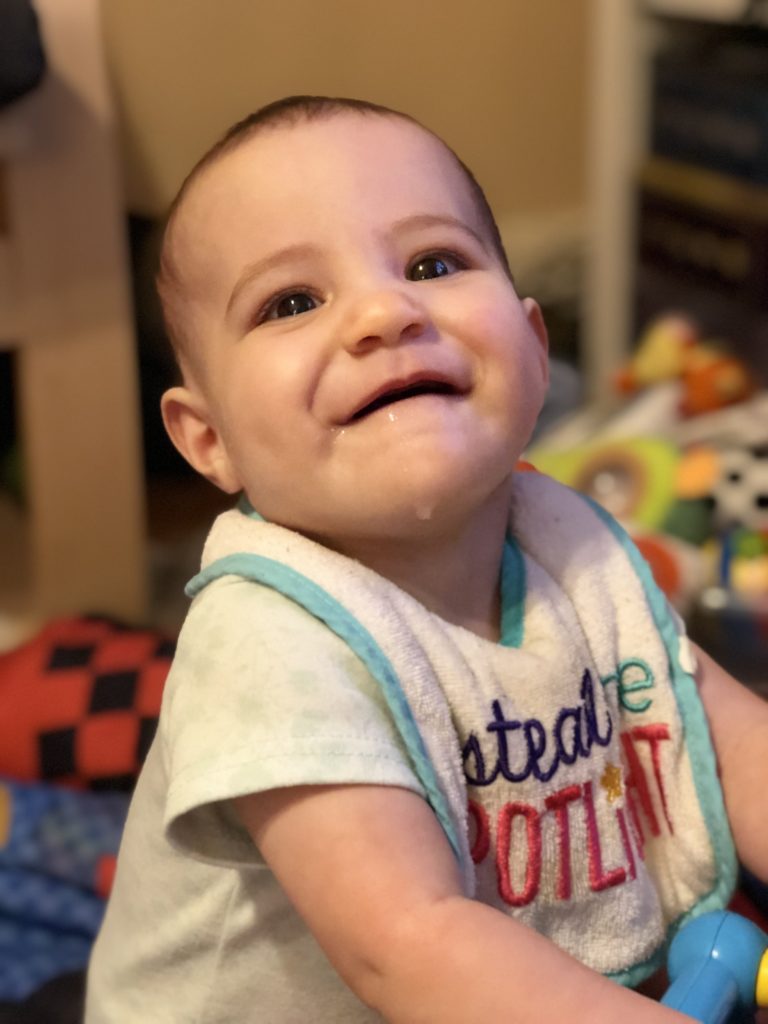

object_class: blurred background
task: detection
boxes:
[2,0,767,692]
[0,1,767,1017]
[1,0,593,638]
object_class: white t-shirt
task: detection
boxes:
[86,578,418,1024]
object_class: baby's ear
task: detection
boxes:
[522,297,550,385]
[160,386,241,494]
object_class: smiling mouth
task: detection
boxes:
[349,380,461,422]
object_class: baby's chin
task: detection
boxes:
[277,473,516,552]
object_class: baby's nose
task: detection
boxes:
[343,284,428,354]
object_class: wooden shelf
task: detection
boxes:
[583,1,768,400]
[0,494,41,652]
[0,0,147,625]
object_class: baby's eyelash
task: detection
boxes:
[254,287,322,325]
[407,249,469,281]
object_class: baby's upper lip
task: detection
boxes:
[342,367,470,424]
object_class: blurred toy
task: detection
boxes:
[532,437,680,530]
[616,315,757,417]
[681,346,758,418]
[714,530,768,602]
[0,777,129,1001]
[615,315,698,392]
[530,373,768,611]
[674,441,768,603]
[661,910,768,1023]
[709,446,768,534]
[530,437,709,610]
[731,548,768,599]
[0,615,171,789]
[632,531,709,611]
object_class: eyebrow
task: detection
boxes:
[389,212,488,250]
[226,243,322,318]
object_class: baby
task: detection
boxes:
[85,95,768,1023]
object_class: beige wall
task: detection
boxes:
[102,0,591,239]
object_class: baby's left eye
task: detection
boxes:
[407,253,464,281]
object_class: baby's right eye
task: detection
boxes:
[263,291,318,321]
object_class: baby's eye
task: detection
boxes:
[264,291,317,320]
[407,253,465,282]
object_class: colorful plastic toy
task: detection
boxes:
[615,315,756,417]
[661,910,768,1023]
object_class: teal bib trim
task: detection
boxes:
[584,496,738,986]
[499,537,525,649]
[237,495,263,519]
[236,495,525,647]
[186,553,464,866]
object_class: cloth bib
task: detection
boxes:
[187,472,736,984]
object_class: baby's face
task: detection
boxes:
[164,113,548,547]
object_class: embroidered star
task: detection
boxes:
[600,763,624,803]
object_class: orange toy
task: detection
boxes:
[616,315,756,416]
[679,346,756,416]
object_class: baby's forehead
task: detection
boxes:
[168,112,487,292]
[187,113,474,225]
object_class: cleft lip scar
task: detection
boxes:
[346,373,467,424]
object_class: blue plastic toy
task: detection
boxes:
[661,911,768,1023]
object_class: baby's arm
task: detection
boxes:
[693,642,768,881]
[235,783,690,1023]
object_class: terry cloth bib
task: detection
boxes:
[187,472,736,986]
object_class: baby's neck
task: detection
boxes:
[329,496,511,642]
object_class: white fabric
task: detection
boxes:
[86,473,734,1021]
[86,583,410,1023]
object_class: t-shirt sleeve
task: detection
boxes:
[161,576,424,866]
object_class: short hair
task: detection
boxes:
[157,95,511,365]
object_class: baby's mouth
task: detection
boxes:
[348,379,463,423]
